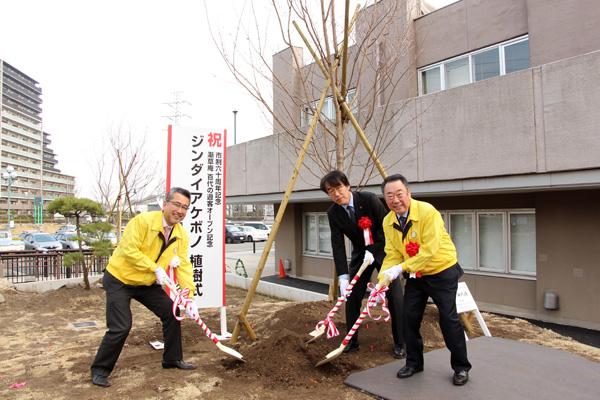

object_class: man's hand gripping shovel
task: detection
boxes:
[315,275,391,367]
[306,252,375,344]
[162,277,245,362]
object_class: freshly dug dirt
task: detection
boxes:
[1,282,599,399]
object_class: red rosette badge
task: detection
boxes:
[405,242,420,257]
[405,242,421,277]
[357,217,374,246]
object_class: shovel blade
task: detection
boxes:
[315,344,345,367]
[216,342,245,362]
[306,325,326,344]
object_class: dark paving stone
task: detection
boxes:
[345,336,600,400]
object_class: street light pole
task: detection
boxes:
[2,165,19,233]
[233,110,238,145]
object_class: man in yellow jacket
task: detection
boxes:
[90,187,198,387]
[378,174,471,386]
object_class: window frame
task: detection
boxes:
[418,35,530,96]
[444,208,536,279]
[300,88,358,127]
[302,212,333,256]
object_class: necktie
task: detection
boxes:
[398,215,407,230]
[347,205,356,222]
[163,226,171,243]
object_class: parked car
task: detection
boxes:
[225,225,246,244]
[55,225,77,235]
[21,232,62,252]
[239,226,268,242]
[86,231,118,247]
[243,222,271,236]
[0,239,25,252]
[55,232,90,250]
[17,232,32,240]
[0,230,12,240]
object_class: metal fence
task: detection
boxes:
[0,249,112,284]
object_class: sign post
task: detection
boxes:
[167,125,228,337]
[34,196,43,225]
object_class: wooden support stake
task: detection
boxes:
[230,79,333,344]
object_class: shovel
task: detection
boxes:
[163,279,245,362]
[315,277,390,367]
[306,258,373,343]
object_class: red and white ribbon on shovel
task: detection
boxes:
[357,217,374,246]
[165,256,181,301]
[366,282,390,322]
[315,311,340,339]
[306,256,374,343]
[171,286,194,322]
[315,278,392,367]
[162,277,245,362]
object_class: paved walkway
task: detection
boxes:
[345,336,600,400]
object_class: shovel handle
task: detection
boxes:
[341,276,390,346]
[330,259,372,314]
[163,278,219,344]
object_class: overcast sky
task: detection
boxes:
[1,0,454,199]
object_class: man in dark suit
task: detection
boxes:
[320,170,405,358]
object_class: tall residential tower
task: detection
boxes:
[0,60,75,218]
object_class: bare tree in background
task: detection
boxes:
[206,0,427,186]
[91,122,164,239]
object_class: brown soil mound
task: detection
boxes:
[1,284,599,399]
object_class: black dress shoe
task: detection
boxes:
[396,365,424,378]
[92,374,111,387]
[393,344,407,359]
[162,360,197,370]
[342,341,360,354]
[453,370,469,386]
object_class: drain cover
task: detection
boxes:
[70,321,99,328]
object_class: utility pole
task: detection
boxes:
[233,110,238,144]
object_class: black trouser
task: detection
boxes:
[90,271,182,377]
[345,262,404,347]
[403,263,471,372]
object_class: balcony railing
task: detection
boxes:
[2,79,42,104]
[2,68,42,94]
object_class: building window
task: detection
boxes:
[509,212,536,274]
[300,88,358,127]
[419,36,530,95]
[303,213,332,255]
[449,213,474,269]
[478,212,506,272]
[445,209,535,277]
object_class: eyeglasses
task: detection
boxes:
[168,201,189,211]
[326,186,346,195]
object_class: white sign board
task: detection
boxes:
[456,282,478,314]
[456,282,491,337]
[167,125,226,309]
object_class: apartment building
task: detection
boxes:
[0,60,75,217]
[225,0,600,329]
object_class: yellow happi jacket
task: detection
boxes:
[378,198,457,279]
[106,211,195,298]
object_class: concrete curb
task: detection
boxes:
[226,273,328,303]
[14,275,103,293]
[10,273,328,304]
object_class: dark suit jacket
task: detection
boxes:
[327,191,387,277]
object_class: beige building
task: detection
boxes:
[0,60,75,217]
[226,0,600,330]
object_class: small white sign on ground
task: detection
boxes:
[456,282,491,337]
